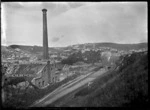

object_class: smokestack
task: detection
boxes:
[42,9,49,60]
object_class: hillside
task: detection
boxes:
[95,42,147,51]
[6,42,147,53]
[49,51,148,107]
[69,42,147,51]
[6,45,63,54]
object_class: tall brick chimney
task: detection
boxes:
[42,9,49,60]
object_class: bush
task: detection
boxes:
[61,50,102,65]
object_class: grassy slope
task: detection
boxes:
[58,52,148,107]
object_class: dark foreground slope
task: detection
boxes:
[51,51,148,107]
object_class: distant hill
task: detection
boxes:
[7,45,62,54]
[70,42,147,51]
[95,42,147,51]
[6,42,147,53]
[7,45,42,53]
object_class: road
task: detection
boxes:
[31,68,107,107]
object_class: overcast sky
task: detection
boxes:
[1,2,147,47]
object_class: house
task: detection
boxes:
[32,61,65,89]
[5,63,44,80]
[32,63,50,88]
[58,73,65,81]
[17,81,29,89]
[5,60,70,89]
[53,71,60,83]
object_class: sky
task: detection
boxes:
[1,2,147,47]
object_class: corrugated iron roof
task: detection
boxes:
[14,64,45,75]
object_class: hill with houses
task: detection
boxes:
[4,42,147,53]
